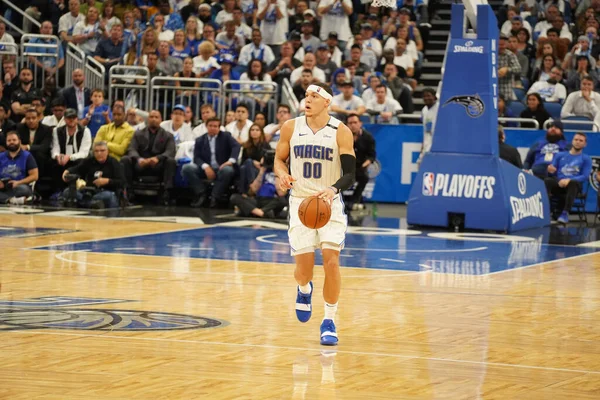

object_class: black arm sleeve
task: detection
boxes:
[332,154,356,192]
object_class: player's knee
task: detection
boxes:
[322,256,339,272]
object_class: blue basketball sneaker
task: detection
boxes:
[320,319,338,346]
[558,211,569,224]
[295,282,313,323]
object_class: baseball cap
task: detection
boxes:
[219,53,236,65]
[317,43,328,50]
[290,31,301,40]
[64,108,78,118]
[548,120,564,132]
[399,7,411,15]
[328,32,338,40]
[173,104,186,113]
[303,9,316,17]
[367,13,378,20]
[361,23,373,30]
[198,3,211,11]
[511,15,523,22]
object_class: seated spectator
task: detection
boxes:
[528,66,567,103]
[137,28,159,60]
[174,57,200,105]
[184,105,197,128]
[192,105,225,137]
[99,1,121,39]
[215,20,245,54]
[11,68,43,124]
[198,23,217,49]
[93,23,127,71]
[382,63,414,113]
[362,75,393,105]
[225,110,236,125]
[27,21,65,82]
[497,94,517,127]
[384,25,418,66]
[264,104,292,146]
[150,0,184,32]
[392,38,415,81]
[345,114,375,211]
[565,56,599,93]
[62,69,91,118]
[94,104,134,161]
[16,108,53,177]
[300,20,320,53]
[215,0,235,26]
[184,17,203,57]
[561,77,600,120]
[230,152,287,218]
[157,40,183,76]
[366,85,403,124]
[545,133,591,224]
[268,41,302,86]
[226,104,253,144]
[51,109,93,191]
[0,21,15,49]
[521,93,552,129]
[331,81,366,121]
[73,6,101,56]
[239,29,276,69]
[59,0,86,44]
[42,99,66,129]
[238,124,272,194]
[192,41,220,77]
[240,59,273,112]
[121,110,176,204]
[182,117,241,208]
[232,7,252,41]
[501,8,533,38]
[0,131,38,205]
[2,60,19,106]
[0,104,16,140]
[562,36,596,72]
[126,108,145,131]
[254,112,267,130]
[170,30,193,61]
[315,43,338,83]
[515,28,535,60]
[160,104,195,147]
[523,120,569,178]
[293,69,315,102]
[61,141,124,208]
[208,54,241,108]
[348,43,374,82]
[81,89,112,138]
[290,53,326,85]
[498,125,523,169]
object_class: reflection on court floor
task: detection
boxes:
[34,224,600,275]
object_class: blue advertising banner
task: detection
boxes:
[366,124,599,212]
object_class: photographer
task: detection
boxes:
[62,141,125,209]
[230,150,287,218]
[0,131,39,204]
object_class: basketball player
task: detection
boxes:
[274,82,356,346]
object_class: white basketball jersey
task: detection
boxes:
[289,116,342,197]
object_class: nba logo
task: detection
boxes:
[422,173,434,196]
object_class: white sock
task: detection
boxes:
[324,302,338,321]
[298,283,312,294]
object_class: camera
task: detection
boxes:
[262,150,276,169]
[64,173,79,183]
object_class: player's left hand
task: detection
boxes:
[316,187,336,204]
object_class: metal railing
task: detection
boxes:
[544,118,599,132]
[65,43,85,88]
[222,80,278,123]
[2,0,41,32]
[281,78,299,117]
[499,117,540,129]
[0,15,24,37]
[20,34,60,87]
[108,65,151,111]
[0,42,18,58]
[86,56,106,93]
[149,76,222,120]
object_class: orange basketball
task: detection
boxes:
[299,196,332,229]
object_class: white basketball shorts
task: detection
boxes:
[287,195,348,256]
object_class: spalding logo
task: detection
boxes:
[453,40,484,54]
[443,95,485,118]
[510,192,544,224]
[422,173,495,199]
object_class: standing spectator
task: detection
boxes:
[94,104,134,160]
[523,121,569,178]
[184,17,203,57]
[51,108,93,189]
[16,108,53,177]
[72,7,102,56]
[521,93,552,129]
[183,117,241,208]
[528,66,567,103]
[156,40,183,76]
[366,84,403,124]
[239,29,276,68]
[59,0,86,44]
[300,21,320,53]
[93,23,127,71]
[561,77,600,120]
[121,110,177,204]
[82,89,112,138]
[0,131,38,205]
[232,7,252,41]
[318,0,353,48]
[238,124,271,194]
[61,69,91,118]
[545,133,592,224]
[215,0,236,26]
[508,35,529,79]
[226,104,254,144]
[498,125,523,169]
[331,80,366,121]
[257,0,288,55]
[11,69,43,123]
[498,35,521,102]
[418,88,438,165]
[345,113,375,211]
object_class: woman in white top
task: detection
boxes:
[384,25,419,64]
[240,59,273,111]
[72,6,100,56]
[193,41,220,77]
[99,1,121,39]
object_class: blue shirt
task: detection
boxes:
[525,138,570,175]
[0,150,37,181]
[94,38,127,61]
[257,171,277,197]
[149,13,184,31]
[552,151,592,182]
[27,38,65,69]
[83,104,112,138]
[170,45,192,60]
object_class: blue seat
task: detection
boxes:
[513,88,526,102]
[521,78,530,91]
[544,102,563,120]
[507,101,526,117]
[360,115,373,124]
[562,116,595,131]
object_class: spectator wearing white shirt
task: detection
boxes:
[160,104,195,147]
[42,99,66,128]
[384,25,419,65]
[232,7,252,41]
[331,81,366,120]
[561,77,600,120]
[418,88,439,165]
[317,0,353,47]
[300,21,321,53]
[59,0,86,43]
[528,66,567,103]
[326,32,343,67]
[361,75,393,105]
[72,7,101,56]
[240,59,274,111]
[290,53,326,85]
[536,8,572,43]
[193,41,220,77]
[359,24,382,58]
[238,29,276,68]
[501,10,532,37]
[0,22,15,53]
[257,0,288,54]
[394,38,415,79]
[215,0,236,26]
[264,104,292,147]
[215,20,245,55]
[226,104,254,144]
[366,85,403,124]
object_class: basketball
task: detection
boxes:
[298,196,332,229]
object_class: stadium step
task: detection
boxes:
[427,40,448,50]
[420,73,442,81]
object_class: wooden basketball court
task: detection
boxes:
[0,212,599,399]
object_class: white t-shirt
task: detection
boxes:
[258,0,288,45]
[215,32,245,51]
[332,94,365,112]
[0,32,15,44]
[192,55,220,75]
[238,43,276,67]
[58,12,85,36]
[527,81,567,103]
[366,98,403,113]
[290,66,326,85]
[384,38,419,62]
[226,119,254,143]
[318,0,353,42]
[215,10,234,26]
[160,120,195,145]
[158,29,175,43]
[239,72,273,94]
[361,87,393,105]
[236,23,253,40]
[393,52,415,71]
[73,22,100,54]
[41,115,65,128]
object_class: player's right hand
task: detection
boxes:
[279,174,296,190]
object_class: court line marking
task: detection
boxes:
[256,234,488,253]
[380,258,405,263]
[486,251,600,275]
[54,250,424,278]
[8,329,599,376]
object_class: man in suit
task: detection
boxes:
[120,110,176,204]
[61,69,91,119]
[183,117,241,208]
[15,108,53,178]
